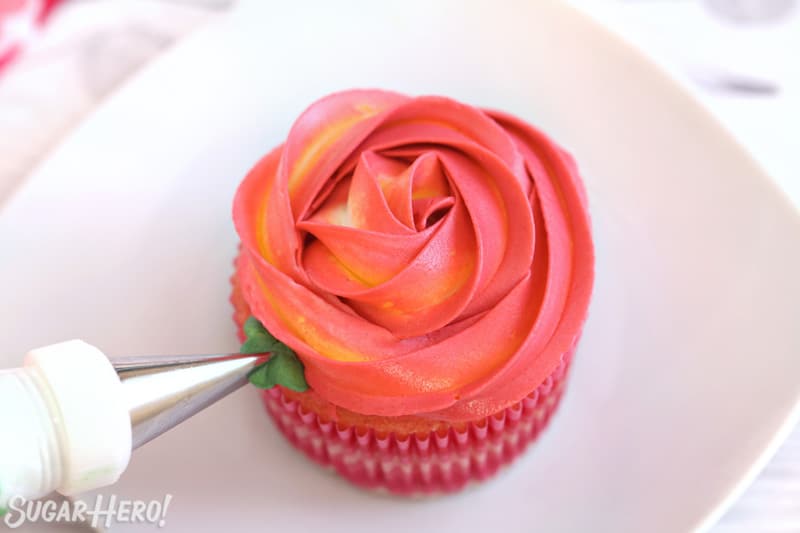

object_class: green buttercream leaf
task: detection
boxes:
[243,316,268,339]
[247,361,277,389]
[240,317,283,354]
[240,335,275,355]
[265,350,309,392]
[241,316,308,392]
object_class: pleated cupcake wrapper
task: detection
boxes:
[231,255,578,494]
[260,349,573,495]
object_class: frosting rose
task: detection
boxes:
[233,89,594,421]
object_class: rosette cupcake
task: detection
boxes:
[231,89,594,494]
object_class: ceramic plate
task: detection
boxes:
[2,1,799,531]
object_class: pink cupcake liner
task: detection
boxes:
[260,349,574,495]
[232,252,580,494]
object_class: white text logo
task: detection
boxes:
[3,494,172,529]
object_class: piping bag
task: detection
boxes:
[0,340,263,508]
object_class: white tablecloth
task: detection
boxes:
[0,1,797,531]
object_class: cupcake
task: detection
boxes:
[231,89,594,494]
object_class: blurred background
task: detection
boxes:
[0,0,797,531]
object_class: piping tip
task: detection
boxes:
[111,352,263,449]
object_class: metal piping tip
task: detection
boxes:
[112,352,263,449]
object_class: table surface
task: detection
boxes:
[0,1,797,531]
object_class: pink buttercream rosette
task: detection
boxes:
[231,89,594,494]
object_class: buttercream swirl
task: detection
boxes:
[234,89,594,421]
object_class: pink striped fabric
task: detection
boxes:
[0,0,61,72]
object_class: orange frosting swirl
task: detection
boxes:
[233,90,594,421]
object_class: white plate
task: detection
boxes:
[2,1,799,531]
